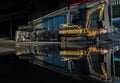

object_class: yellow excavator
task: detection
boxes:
[59,0,108,41]
[60,46,109,81]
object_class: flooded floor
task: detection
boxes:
[0,54,84,82]
[0,39,120,83]
[0,54,102,83]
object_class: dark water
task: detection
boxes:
[1,42,120,83]
[0,54,87,82]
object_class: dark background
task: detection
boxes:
[0,0,68,38]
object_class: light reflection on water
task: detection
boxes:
[16,42,120,83]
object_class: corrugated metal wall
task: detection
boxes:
[43,14,67,31]
[112,47,120,82]
[32,45,68,69]
[44,54,68,69]
[110,0,120,5]
[113,61,120,82]
[112,5,120,18]
[109,0,120,18]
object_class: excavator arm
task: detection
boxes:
[60,45,109,80]
[87,54,108,80]
[85,3,105,29]
[60,46,108,61]
[59,0,108,41]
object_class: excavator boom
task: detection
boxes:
[59,0,108,41]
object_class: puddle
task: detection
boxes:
[15,42,120,83]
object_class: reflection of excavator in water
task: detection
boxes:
[60,45,109,81]
[59,0,108,41]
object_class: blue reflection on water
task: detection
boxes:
[16,42,120,83]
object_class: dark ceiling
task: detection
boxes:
[0,0,63,22]
[0,0,68,38]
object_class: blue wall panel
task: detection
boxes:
[44,54,68,69]
[43,14,67,31]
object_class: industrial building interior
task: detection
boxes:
[0,0,66,38]
[0,0,120,83]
